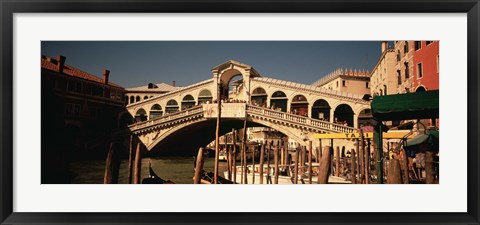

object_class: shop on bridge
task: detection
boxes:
[334,104,354,126]
[270,91,288,112]
[181,94,196,110]
[251,87,267,107]
[311,99,331,121]
[290,95,309,117]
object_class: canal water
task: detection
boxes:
[70,157,229,184]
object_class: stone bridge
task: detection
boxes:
[125,60,371,154]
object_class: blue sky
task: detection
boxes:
[41,41,385,88]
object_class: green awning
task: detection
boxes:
[404,130,439,152]
[371,90,439,121]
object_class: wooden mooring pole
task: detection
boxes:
[425,151,435,184]
[351,148,356,184]
[251,146,256,184]
[366,139,371,184]
[213,82,222,184]
[308,141,313,184]
[318,146,331,184]
[232,129,237,184]
[267,142,271,184]
[133,143,142,184]
[335,146,340,178]
[387,159,402,184]
[294,146,299,184]
[358,136,365,184]
[274,145,279,184]
[227,145,232,181]
[259,144,265,184]
[128,135,134,184]
[104,142,120,184]
[242,117,248,184]
[194,147,206,184]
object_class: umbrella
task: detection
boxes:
[404,130,439,153]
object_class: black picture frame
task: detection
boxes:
[1,0,479,224]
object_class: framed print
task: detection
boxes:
[1,0,479,224]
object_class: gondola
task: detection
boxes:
[142,161,175,184]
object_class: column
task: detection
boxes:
[353,113,358,128]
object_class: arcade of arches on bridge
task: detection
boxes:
[131,87,372,128]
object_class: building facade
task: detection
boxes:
[125,82,181,105]
[395,41,415,94]
[41,55,128,183]
[412,41,439,91]
[370,41,397,96]
[311,68,371,96]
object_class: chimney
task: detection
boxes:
[103,69,110,84]
[56,55,66,73]
[381,41,388,53]
[172,80,176,87]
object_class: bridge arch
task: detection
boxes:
[334,104,354,126]
[135,108,147,122]
[311,99,331,121]
[290,94,309,116]
[150,104,163,119]
[181,94,196,110]
[146,116,309,153]
[212,60,259,103]
[165,99,179,114]
[270,90,288,112]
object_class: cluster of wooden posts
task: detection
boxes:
[104,135,143,184]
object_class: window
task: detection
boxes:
[396,51,400,62]
[426,41,433,45]
[342,80,346,87]
[397,70,402,85]
[336,81,338,88]
[366,81,369,88]
[404,62,409,79]
[414,41,422,50]
[403,41,409,53]
[417,63,423,78]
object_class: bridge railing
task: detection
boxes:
[129,105,204,131]
[246,104,355,133]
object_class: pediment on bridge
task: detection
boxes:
[211,60,260,77]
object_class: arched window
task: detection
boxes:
[181,95,196,110]
[165,99,179,113]
[290,95,309,117]
[136,96,141,102]
[416,86,426,92]
[251,87,267,107]
[311,99,330,120]
[144,96,148,100]
[270,91,288,112]
[334,104,354,127]
[135,108,147,122]
[198,89,213,104]
[130,96,135,104]
[150,104,163,118]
